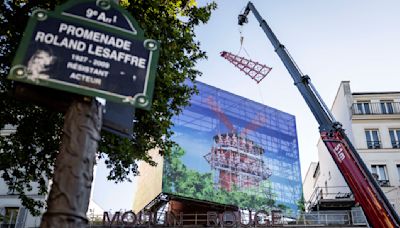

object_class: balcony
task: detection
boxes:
[392,141,400,149]
[377,179,390,187]
[352,102,400,115]
[306,186,354,212]
[366,140,381,149]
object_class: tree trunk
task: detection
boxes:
[41,98,102,228]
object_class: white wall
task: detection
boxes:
[316,139,348,193]
[303,81,400,214]
[331,81,355,141]
[0,177,46,228]
[312,81,354,194]
[1,124,46,227]
[302,162,318,202]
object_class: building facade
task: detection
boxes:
[0,125,103,227]
[133,81,303,217]
[0,125,45,227]
[303,81,400,214]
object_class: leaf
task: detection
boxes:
[0,0,216,214]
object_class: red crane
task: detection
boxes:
[238,2,400,227]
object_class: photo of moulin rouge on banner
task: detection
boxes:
[162,82,303,216]
[8,0,159,109]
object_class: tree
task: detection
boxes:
[296,194,306,213]
[0,0,216,215]
[162,145,216,201]
[162,145,277,211]
[261,181,276,211]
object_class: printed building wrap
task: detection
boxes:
[133,81,302,216]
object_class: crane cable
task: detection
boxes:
[237,26,266,105]
[237,28,251,58]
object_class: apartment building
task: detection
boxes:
[0,124,104,227]
[303,81,400,215]
[0,125,45,227]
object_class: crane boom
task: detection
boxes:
[239,2,400,227]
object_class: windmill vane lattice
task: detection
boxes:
[221,51,272,83]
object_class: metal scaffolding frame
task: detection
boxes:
[204,133,272,191]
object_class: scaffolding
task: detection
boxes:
[204,132,272,191]
[170,81,302,213]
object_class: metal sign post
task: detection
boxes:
[7,0,160,227]
[40,98,102,227]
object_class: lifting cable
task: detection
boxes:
[238,24,266,105]
[220,20,272,85]
[237,27,251,59]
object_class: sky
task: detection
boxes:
[93,0,400,211]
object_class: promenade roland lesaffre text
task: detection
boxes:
[34,22,147,69]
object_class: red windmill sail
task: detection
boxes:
[220,51,272,83]
[204,96,272,191]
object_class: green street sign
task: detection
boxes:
[8,0,159,110]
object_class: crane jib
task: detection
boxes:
[322,131,399,227]
[240,1,400,227]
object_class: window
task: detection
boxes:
[351,207,367,225]
[389,129,400,148]
[380,100,394,114]
[365,129,381,149]
[356,101,371,114]
[397,165,400,180]
[0,207,19,226]
[371,165,389,187]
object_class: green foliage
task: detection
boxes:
[0,0,216,215]
[162,146,277,211]
[296,194,305,212]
